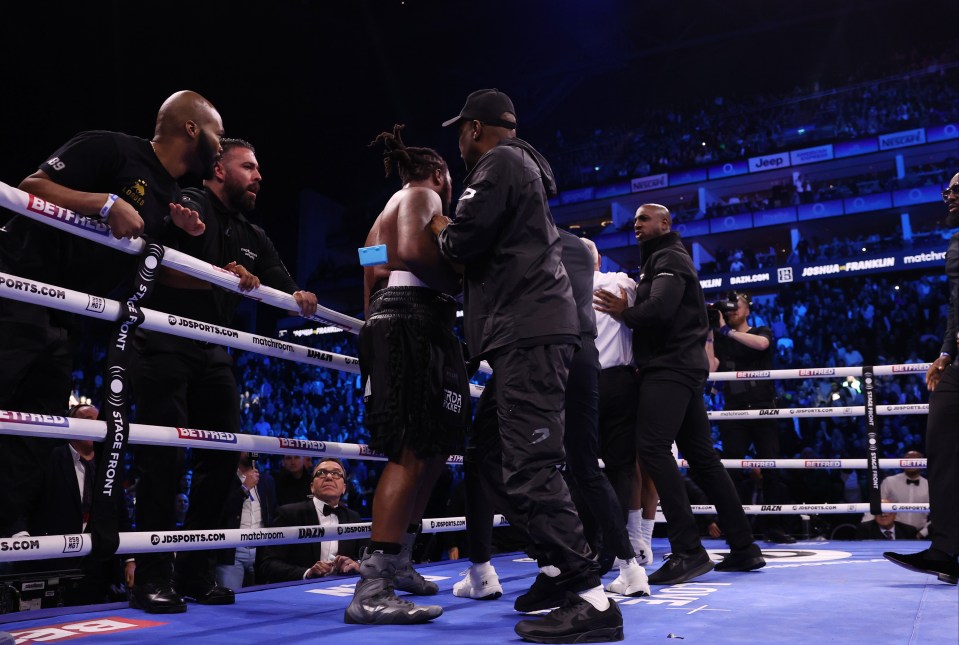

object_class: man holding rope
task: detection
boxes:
[0,91,219,547]
[130,138,317,613]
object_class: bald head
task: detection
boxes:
[641,203,671,227]
[152,90,224,180]
[154,91,219,138]
[634,203,672,243]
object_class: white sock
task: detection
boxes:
[619,557,640,573]
[627,510,643,549]
[471,561,495,577]
[640,518,655,550]
[578,585,610,611]
[540,564,561,577]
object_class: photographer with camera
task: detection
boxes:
[706,292,796,544]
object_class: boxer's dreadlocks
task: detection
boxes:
[369,124,447,183]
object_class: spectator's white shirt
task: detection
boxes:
[593,270,637,369]
[311,497,342,563]
[880,473,930,533]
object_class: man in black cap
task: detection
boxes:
[431,89,623,644]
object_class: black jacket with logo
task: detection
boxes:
[437,138,578,359]
[148,187,300,329]
[622,231,709,383]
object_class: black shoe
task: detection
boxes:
[177,581,235,605]
[130,582,187,614]
[763,529,797,544]
[647,549,714,585]
[515,592,623,643]
[514,573,566,613]
[884,549,959,583]
[714,544,766,572]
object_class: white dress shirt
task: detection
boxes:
[593,270,637,369]
[880,473,930,533]
[311,497,342,565]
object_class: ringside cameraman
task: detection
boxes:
[706,292,795,544]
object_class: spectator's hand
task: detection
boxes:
[306,560,334,578]
[168,202,205,237]
[225,261,260,291]
[707,522,722,539]
[926,354,952,391]
[333,555,359,574]
[292,290,318,318]
[593,287,629,321]
[241,468,260,489]
[124,560,136,589]
[430,214,451,237]
[106,200,145,239]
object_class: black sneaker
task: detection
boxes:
[884,549,959,584]
[714,544,766,572]
[515,592,623,643]
[514,573,565,612]
[647,549,714,585]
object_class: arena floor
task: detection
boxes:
[2,539,956,644]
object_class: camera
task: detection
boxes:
[707,292,740,328]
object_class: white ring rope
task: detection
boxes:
[0,186,936,568]
[0,180,363,334]
[0,412,462,465]
[0,515,511,563]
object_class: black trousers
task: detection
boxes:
[132,337,240,587]
[598,366,639,516]
[564,339,634,560]
[0,305,73,537]
[635,371,754,555]
[462,343,600,592]
[927,362,959,556]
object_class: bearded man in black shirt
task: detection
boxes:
[130,138,317,613]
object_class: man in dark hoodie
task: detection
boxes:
[594,203,764,586]
[431,89,622,644]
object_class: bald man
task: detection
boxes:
[594,203,763,586]
[0,91,224,612]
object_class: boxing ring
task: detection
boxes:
[0,182,956,643]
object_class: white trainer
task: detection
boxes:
[634,542,654,567]
[605,565,649,597]
[452,567,503,600]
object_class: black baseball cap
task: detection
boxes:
[442,89,517,129]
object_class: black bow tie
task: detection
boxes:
[323,504,347,521]
[906,479,919,486]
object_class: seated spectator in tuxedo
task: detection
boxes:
[879,450,930,537]
[215,452,278,589]
[38,403,135,605]
[256,458,366,582]
[274,454,314,506]
[857,502,919,541]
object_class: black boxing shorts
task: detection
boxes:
[359,285,470,461]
